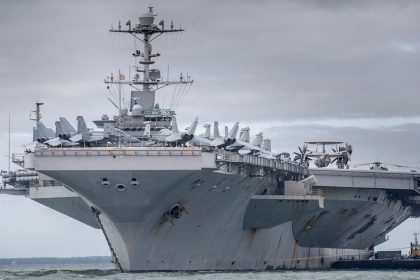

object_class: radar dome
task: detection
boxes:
[132,103,143,116]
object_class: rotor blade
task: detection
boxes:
[355,162,375,167]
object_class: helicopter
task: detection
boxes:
[354,162,419,172]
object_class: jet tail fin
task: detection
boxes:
[32,127,37,142]
[262,139,271,151]
[203,124,211,139]
[76,116,89,134]
[214,121,220,139]
[252,132,263,147]
[172,117,179,133]
[55,121,65,137]
[227,122,239,139]
[59,117,76,135]
[33,122,54,141]
[187,117,199,135]
[240,127,250,143]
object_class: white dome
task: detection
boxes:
[132,103,143,116]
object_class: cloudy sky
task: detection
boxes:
[0,0,419,257]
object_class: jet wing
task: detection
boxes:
[44,137,64,147]
[70,134,83,142]
[238,149,252,155]
[235,139,262,152]
[61,140,79,147]
[151,128,171,141]
[59,117,77,135]
[190,135,212,146]
[165,133,183,142]
[108,128,141,143]
[87,133,105,142]
[44,137,78,147]
[234,139,278,158]
[210,138,225,147]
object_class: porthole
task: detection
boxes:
[101,178,110,187]
[130,178,140,188]
[116,184,126,192]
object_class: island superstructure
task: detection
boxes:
[1,7,420,272]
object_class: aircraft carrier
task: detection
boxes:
[1,8,420,272]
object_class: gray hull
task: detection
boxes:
[30,149,410,271]
[40,168,408,271]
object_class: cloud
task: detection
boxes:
[0,0,419,257]
[390,40,418,53]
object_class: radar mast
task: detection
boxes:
[96,7,193,140]
[105,7,193,112]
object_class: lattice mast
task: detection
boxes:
[105,7,193,112]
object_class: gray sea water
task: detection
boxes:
[1,263,420,280]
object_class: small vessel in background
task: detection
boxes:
[410,232,420,259]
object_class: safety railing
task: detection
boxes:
[35,146,202,157]
[215,151,307,175]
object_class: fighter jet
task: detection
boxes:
[69,116,140,145]
[70,116,105,143]
[227,130,275,158]
[104,123,141,144]
[211,122,239,148]
[155,117,199,145]
[44,119,79,147]
[58,117,77,139]
[33,122,55,143]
